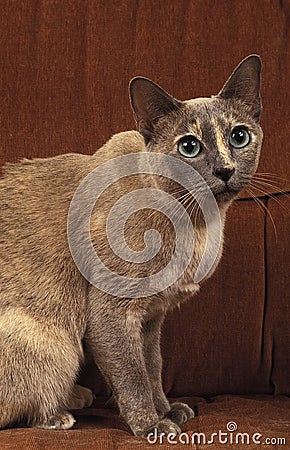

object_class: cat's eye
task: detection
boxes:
[229,126,250,148]
[177,135,201,158]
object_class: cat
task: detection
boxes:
[0,55,262,436]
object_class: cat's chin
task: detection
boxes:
[213,186,240,204]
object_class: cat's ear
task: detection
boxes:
[129,77,181,142]
[218,55,262,121]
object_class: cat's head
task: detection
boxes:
[129,55,262,203]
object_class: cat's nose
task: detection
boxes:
[214,165,235,182]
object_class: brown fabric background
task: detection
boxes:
[0,0,289,448]
[0,0,289,195]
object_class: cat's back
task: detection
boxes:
[0,130,143,226]
[0,130,144,287]
[0,152,89,238]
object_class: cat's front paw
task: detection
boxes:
[143,418,181,437]
[164,402,194,425]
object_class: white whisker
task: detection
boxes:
[246,187,277,240]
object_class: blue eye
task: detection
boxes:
[229,126,250,148]
[178,135,201,158]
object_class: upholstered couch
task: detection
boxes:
[0,1,289,449]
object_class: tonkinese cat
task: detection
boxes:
[0,55,262,436]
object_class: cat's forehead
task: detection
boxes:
[183,97,236,123]
[177,96,253,140]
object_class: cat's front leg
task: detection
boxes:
[143,315,195,426]
[85,298,181,437]
[142,315,171,417]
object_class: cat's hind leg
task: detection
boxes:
[0,307,82,430]
[32,385,95,430]
[65,384,95,410]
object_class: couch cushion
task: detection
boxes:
[265,195,290,394]
[162,198,269,397]
[1,396,289,449]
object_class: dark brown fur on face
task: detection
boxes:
[0,56,262,436]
